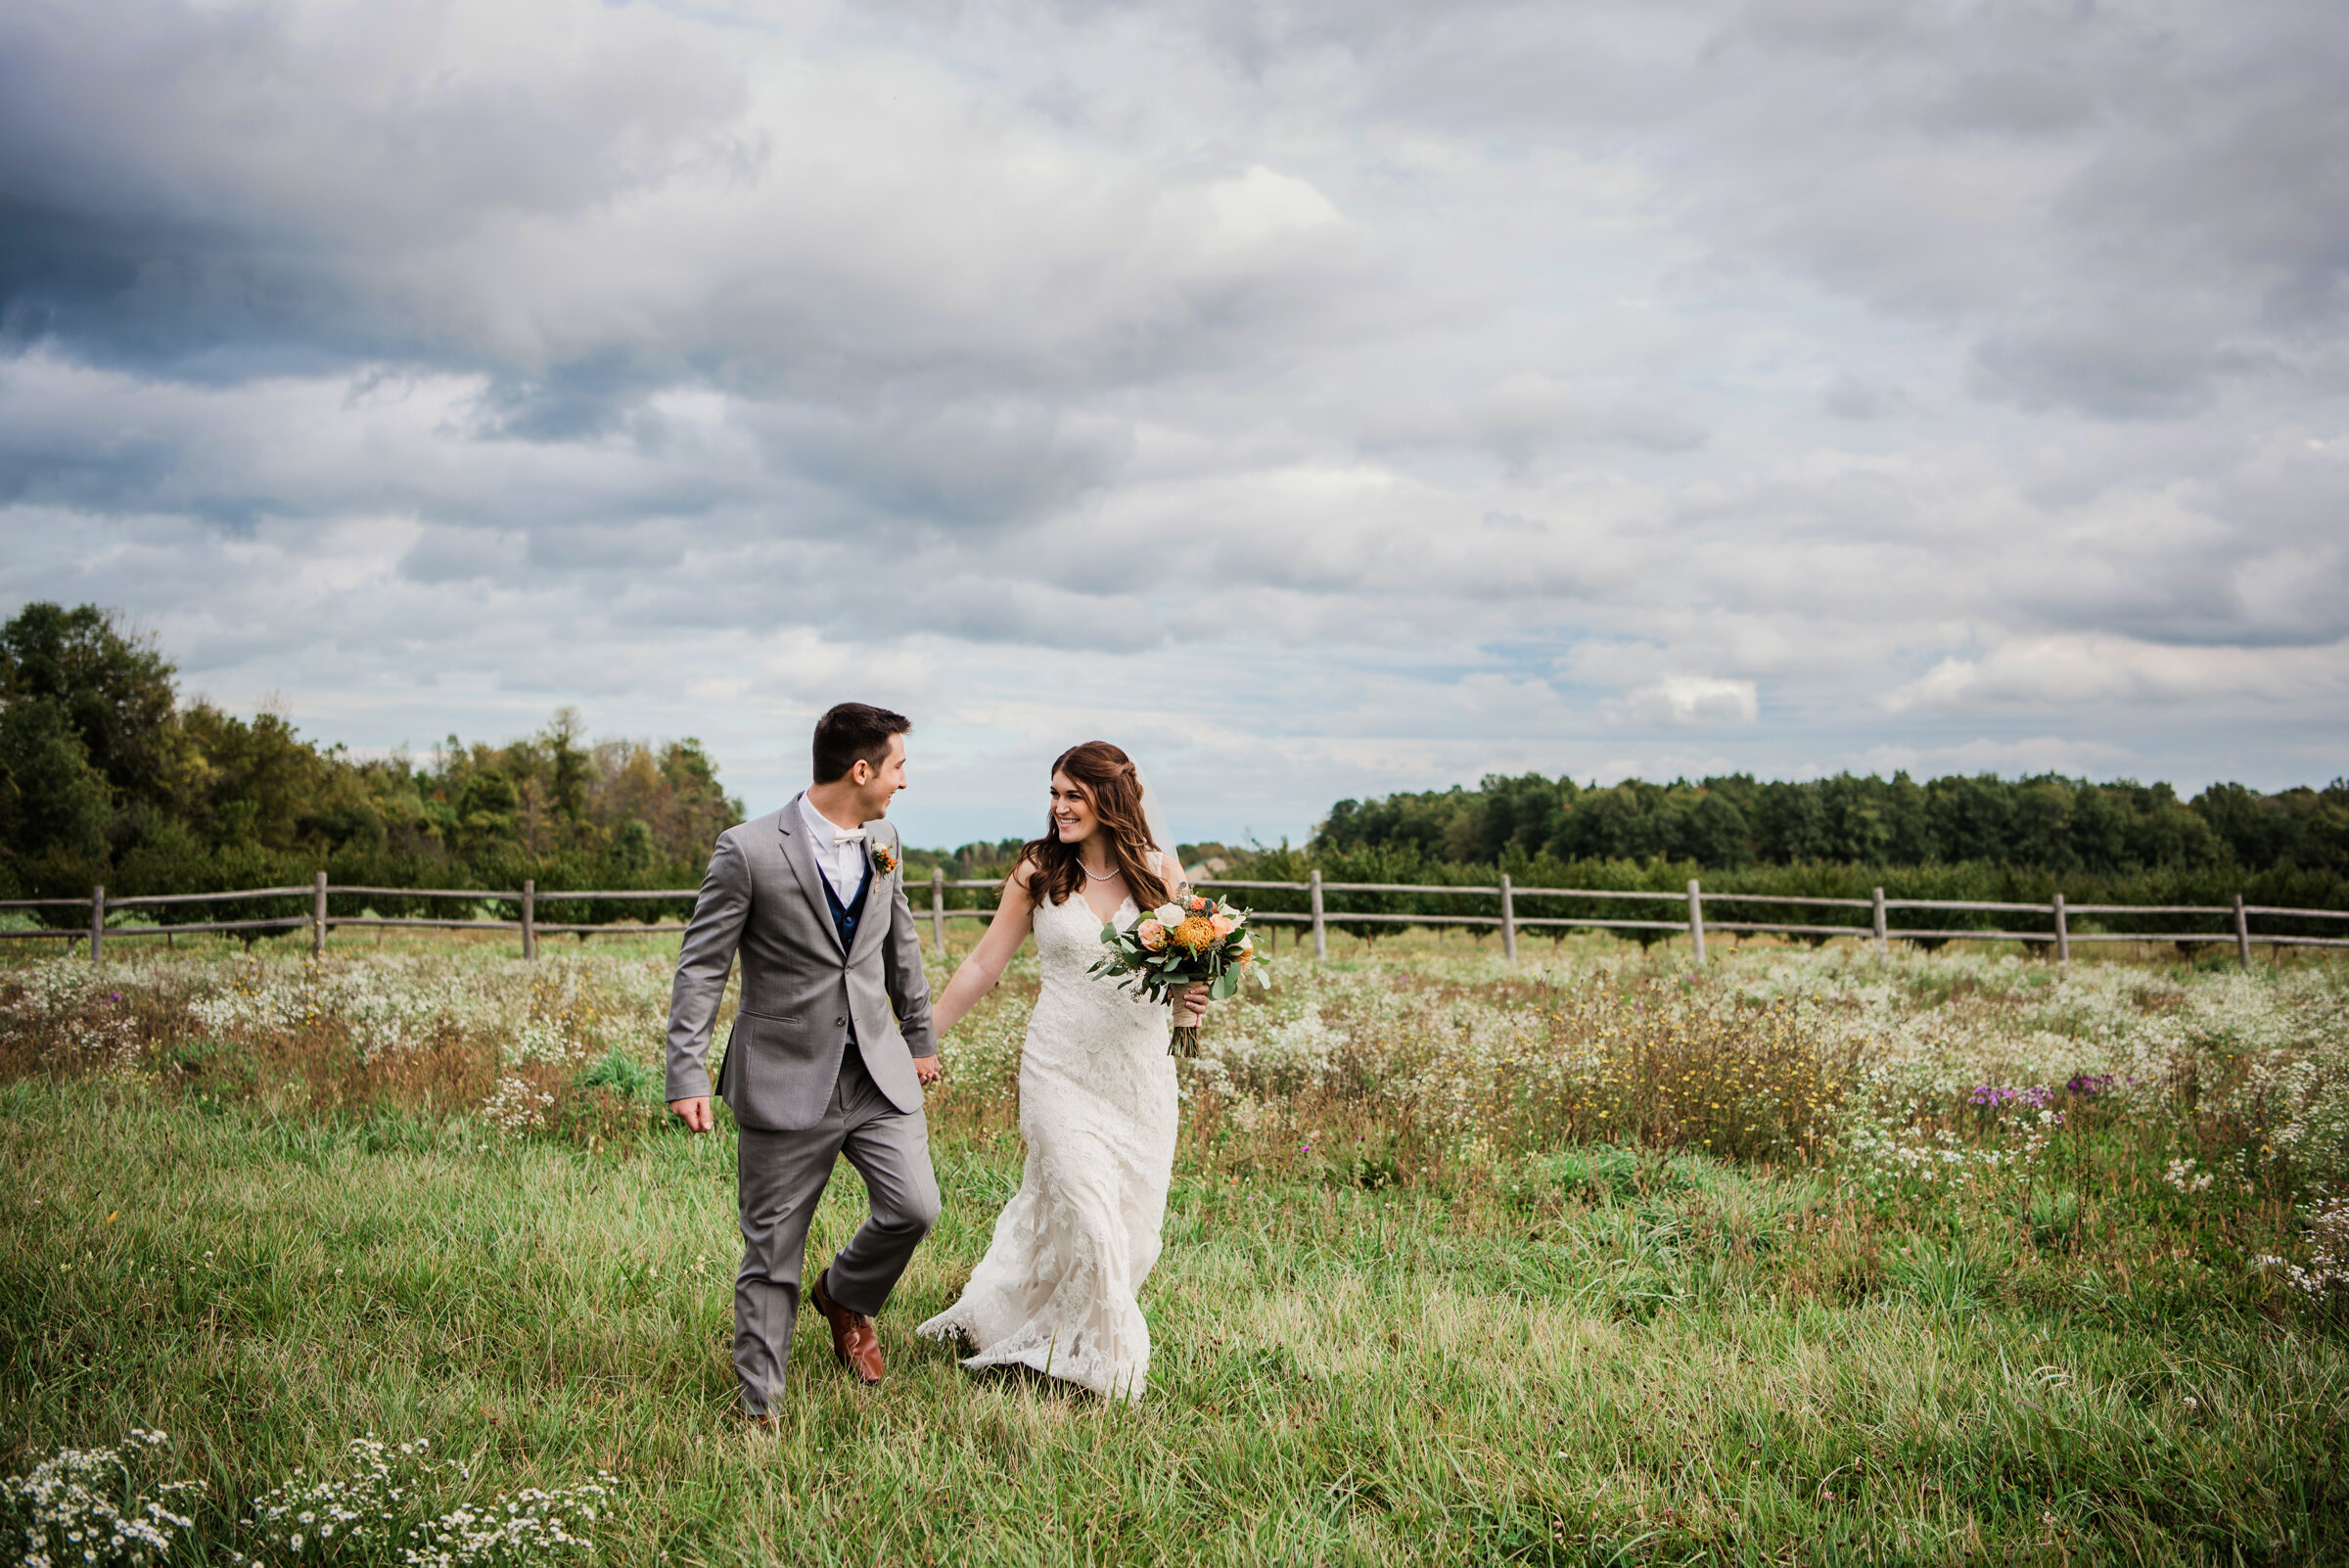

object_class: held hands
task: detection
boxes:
[915,1055,943,1085]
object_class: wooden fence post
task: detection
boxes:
[312,871,328,956]
[2052,894,2069,964]
[931,866,947,957]
[1871,886,1888,958]
[89,884,104,964]
[522,879,537,961]
[1686,879,1706,966]
[1310,870,1327,962]
[1498,873,1517,963]
[2234,894,2251,971]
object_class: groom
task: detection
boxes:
[666,702,942,1417]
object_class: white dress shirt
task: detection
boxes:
[798,791,871,905]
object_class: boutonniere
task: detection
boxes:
[870,840,898,876]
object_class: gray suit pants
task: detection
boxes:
[733,1046,940,1413]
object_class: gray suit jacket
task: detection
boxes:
[665,796,937,1131]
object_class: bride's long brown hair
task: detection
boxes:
[1019,742,1175,912]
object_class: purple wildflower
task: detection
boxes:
[1970,1084,2053,1109]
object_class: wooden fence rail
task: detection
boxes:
[907,870,2349,971]
[6,870,2346,970]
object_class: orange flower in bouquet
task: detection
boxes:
[1089,889,1268,1056]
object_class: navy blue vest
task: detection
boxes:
[821,853,873,956]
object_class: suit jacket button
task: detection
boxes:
[836,1016,847,1027]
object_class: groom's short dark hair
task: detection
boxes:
[812,703,911,783]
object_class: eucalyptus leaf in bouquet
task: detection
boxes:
[1090,890,1270,1056]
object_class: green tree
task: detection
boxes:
[455,769,522,857]
[0,699,113,860]
[1471,772,1573,860]
[1684,790,1754,867]
[545,707,589,824]
[2008,776,2080,871]
[1882,771,1934,862]
[1924,775,2015,863]
[1313,766,2345,875]
[0,602,179,807]
[175,704,339,851]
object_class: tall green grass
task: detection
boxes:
[4,935,2346,1565]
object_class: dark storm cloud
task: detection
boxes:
[0,0,747,380]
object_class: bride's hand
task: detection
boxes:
[1175,984,1209,1022]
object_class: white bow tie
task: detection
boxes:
[830,827,868,847]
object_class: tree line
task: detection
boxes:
[8,599,2342,942]
[0,603,742,913]
[1258,770,2349,943]
[1315,770,2348,876]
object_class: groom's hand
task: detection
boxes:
[915,1055,943,1085]
[669,1095,714,1133]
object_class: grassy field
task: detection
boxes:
[4,929,2347,1566]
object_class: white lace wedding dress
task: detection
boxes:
[917,886,1177,1400]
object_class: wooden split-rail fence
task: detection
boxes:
[5,871,2346,970]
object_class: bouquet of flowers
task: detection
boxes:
[1091,888,1269,1056]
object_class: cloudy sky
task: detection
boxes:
[3,0,2343,848]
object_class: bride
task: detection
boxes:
[917,741,1207,1399]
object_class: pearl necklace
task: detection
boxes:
[1082,860,1121,881]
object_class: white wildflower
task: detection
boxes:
[480,1077,554,1136]
[2163,1157,2215,1194]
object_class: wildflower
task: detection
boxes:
[2162,1158,2214,1194]
[2257,1193,2349,1299]
[481,1077,553,1136]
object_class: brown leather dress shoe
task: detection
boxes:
[808,1268,885,1385]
